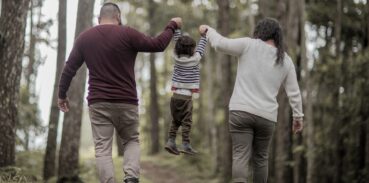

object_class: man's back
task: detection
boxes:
[58,21,178,105]
[79,25,140,105]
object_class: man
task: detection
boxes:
[57,3,182,183]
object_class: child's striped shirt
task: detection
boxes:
[171,29,207,92]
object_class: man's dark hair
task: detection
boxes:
[175,36,196,56]
[253,18,285,65]
[99,2,121,20]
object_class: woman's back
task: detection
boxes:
[231,38,295,122]
[206,27,303,122]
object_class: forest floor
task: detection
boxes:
[11,150,219,183]
[141,160,190,183]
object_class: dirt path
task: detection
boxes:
[141,161,191,183]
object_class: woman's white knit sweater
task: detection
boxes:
[206,27,304,122]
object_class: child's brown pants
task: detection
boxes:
[168,93,193,143]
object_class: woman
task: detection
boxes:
[199,18,304,183]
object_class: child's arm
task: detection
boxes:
[195,36,207,57]
[173,29,182,42]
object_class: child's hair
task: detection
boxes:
[175,36,196,56]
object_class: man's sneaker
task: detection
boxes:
[180,142,198,155]
[164,138,180,155]
[124,177,139,183]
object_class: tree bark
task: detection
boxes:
[43,0,67,180]
[275,92,293,183]
[257,0,276,19]
[25,0,36,94]
[0,0,30,167]
[58,0,95,179]
[274,0,294,183]
[293,1,308,183]
[366,2,369,178]
[334,0,342,55]
[148,0,160,155]
[367,1,369,47]
[246,0,255,35]
[205,49,218,173]
[300,0,315,182]
[333,1,343,183]
[363,2,369,181]
[216,0,232,181]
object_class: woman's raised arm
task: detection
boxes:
[201,25,250,57]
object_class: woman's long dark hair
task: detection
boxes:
[253,18,285,65]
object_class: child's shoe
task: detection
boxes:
[165,138,180,155]
[180,142,198,155]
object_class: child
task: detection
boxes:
[164,28,207,155]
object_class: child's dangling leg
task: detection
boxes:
[165,121,180,155]
[178,97,198,155]
[165,96,181,155]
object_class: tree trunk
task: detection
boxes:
[275,92,293,183]
[216,0,232,181]
[25,0,36,94]
[361,1,369,180]
[367,1,369,47]
[299,0,316,181]
[247,0,255,35]
[333,1,343,183]
[162,52,171,144]
[257,0,276,19]
[0,0,30,167]
[196,63,206,146]
[43,0,67,180]
[334,0,342,55]
[58,0,95,179]
[293,1,308,183]
[364,114,369,180]
[274,0,293,183]
[205,49,218,173]
[148,0,160,155]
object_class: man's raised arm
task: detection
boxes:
[129,17,182,52]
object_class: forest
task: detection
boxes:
[0,0,368,183]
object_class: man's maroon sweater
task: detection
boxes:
[58,21,177,105]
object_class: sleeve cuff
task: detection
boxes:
[293,116,304,122]
[205,27,216,40]
[166,21,178,33]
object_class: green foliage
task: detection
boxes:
[0,166,38,183]
[306,0,369,181]
[16,85,44,150]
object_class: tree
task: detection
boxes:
[0,0,30,167]
[43,0,67,180]
[258,1,306,183]
[216,0,232,181]
[58,0,95,179]
[148,0,160,155]
[20,0,47,152]
[366,2,369,178]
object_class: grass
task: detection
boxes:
[8,150,218,183]
[142,153,219,183]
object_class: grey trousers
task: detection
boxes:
[89,102,140,183]
[229,110,275,183]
